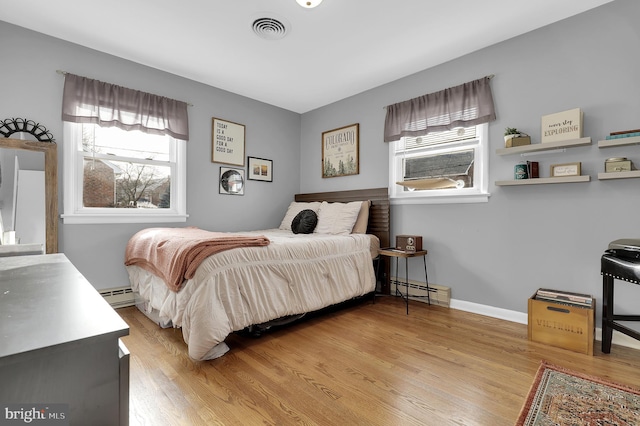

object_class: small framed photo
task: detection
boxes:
[219,167,245,195]
[550,162,581,177]
[247,157,273,182]
[212,117,245,166]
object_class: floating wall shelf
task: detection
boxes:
[597,136,640,179]
[597,136,640,148]
[598,170,640,180]
[495,176,591,186]
[496,137,592,156]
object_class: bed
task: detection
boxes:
[125,188,390,360]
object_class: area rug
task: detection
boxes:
[516,361,640,425]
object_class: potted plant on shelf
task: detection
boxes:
[504,127,531,148]
[504,127,521,142]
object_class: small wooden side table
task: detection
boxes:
[377,248,430,314]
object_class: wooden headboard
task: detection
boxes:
[295,187,390,293]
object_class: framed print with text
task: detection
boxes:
[247,156,273,182]
[219,167,245,195]
[322,123,359,178]
[212,117,245,166]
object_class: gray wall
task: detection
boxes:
[0,21,301,290]
[2,0,638,324]
[299,0,640,320]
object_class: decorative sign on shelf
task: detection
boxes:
[541,108,583,143]
[550,162,581,177]
[212,117,245,166]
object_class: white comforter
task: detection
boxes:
[126,229,377,360]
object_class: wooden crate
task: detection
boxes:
[528,293,595,355]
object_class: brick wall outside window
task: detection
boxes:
[83,160,115,207]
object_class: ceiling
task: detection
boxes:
[1,0,613,113]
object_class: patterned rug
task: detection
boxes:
[516,361,640,425]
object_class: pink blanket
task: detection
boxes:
[125,227,270,291]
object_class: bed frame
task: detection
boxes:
[295,187,390,294]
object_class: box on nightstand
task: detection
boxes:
[528,292,595,355]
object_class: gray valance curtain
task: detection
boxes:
[61,73,189,140]
[384,76,495,143]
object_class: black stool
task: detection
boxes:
[601,239,640,353]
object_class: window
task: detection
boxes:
[389,123,489,204]
[63,122,187,224]
[60,73,189,224]
[384,76,495,204]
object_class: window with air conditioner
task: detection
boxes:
[389,123,489,204]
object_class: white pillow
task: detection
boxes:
[314,201,363,235]
[279,202,321,231]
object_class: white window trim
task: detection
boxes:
[389,123,491,205]
[62,122,188,224]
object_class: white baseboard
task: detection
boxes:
[451,299,528,324]
[450,298,640,351]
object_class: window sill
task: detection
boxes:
[61,213,188,225]
[390,192,490,205]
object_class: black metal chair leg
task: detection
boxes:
[602,274,614,353]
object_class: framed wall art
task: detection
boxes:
[219,167,245,195]
[212,117,245,166]
[247,156,273,182]
[322,123,359,178]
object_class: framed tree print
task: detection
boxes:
[212,117,245,166]
[247,156,273,182]
[322,123,359,178]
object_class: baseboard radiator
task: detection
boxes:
[100,286,136,308]
[391,277,451,308]
[100,281,449,309]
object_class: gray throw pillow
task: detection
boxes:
[291,209,318,234]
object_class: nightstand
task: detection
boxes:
[377,248,430,314]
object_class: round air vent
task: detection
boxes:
[252,16,289,40]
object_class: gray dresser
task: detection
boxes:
[0,254,130,425]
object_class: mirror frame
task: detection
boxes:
[0,137,58,253]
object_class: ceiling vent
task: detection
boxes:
[252,16,289,40]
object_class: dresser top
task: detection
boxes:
[0,253,129,361]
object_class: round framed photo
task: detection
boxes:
[219,167,245,195]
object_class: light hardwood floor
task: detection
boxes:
[118,296,640,426]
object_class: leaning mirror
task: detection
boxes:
[0,134,58,254]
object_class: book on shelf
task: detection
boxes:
[606,131,640,140]
[610,128,640,136]
[535,288,593,307]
